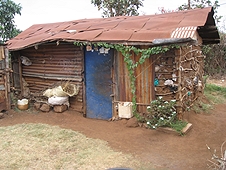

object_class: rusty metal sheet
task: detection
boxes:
[114,50,154,113]
[45,31,73,40]
[7,7,219,51]
[18,43,84,112]
[114,18,149,30]
[130,30,171,42]
[87,20,121,30]
[66,22,91,32]
[94,30,133,41]
[69,30,104,41]
[142,18,180,30]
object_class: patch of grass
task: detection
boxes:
[0,123,154,170]
[204,91,223,104]
[170,120,188,134]
[204,84,226,101]
[192,101,213,114]
[192,84,226,114]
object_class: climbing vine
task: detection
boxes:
[74,41,179,119]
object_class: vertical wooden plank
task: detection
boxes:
[18,53,23,98]
[12,52,20,89]
[150,56,155,101]
[0,46,4,60]
[112,50,118,117]
[135,52,141,104]
[176,47,183,119]
[82,46,85,115]
[0,46,6,111]
[4,48,10,110]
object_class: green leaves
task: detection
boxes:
[0,0,22,43]
[91,0,144,17]
[146,97,178,129]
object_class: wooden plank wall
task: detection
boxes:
[0,46,7,111]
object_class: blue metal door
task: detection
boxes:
[85,49,113,119]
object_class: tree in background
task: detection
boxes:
[203,33,226,76]
[0,0,22,43]
[91,0,144,17]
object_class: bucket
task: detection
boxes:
[17,99,29,110]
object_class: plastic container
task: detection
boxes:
[118,102,133,118]
[17,99,29,110]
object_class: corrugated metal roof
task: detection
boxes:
[7,7,219,51]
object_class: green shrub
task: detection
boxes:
[146,96,177,129]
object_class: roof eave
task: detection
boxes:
[8,38,198,52]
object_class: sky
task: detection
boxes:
[13,0,226,31]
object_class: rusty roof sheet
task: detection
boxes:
[7,7,219,51]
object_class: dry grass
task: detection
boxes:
[0,123,153,170]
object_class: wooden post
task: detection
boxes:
[18,53,23,98]
[81,46,86,117]
[4,48,11,110]
[176,47,183,119]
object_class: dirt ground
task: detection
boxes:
[0,78,226,170]
[0,104,225,170]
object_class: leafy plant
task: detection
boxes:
[146,96,178,129]
[203,33,226,76]
[91,0,144,17]
[145,97,188,134]
[0,0,22,43]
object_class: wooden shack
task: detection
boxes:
[6,7,219,119]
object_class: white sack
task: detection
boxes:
[48,96,69,107]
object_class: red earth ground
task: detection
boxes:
[0,78,226,170]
